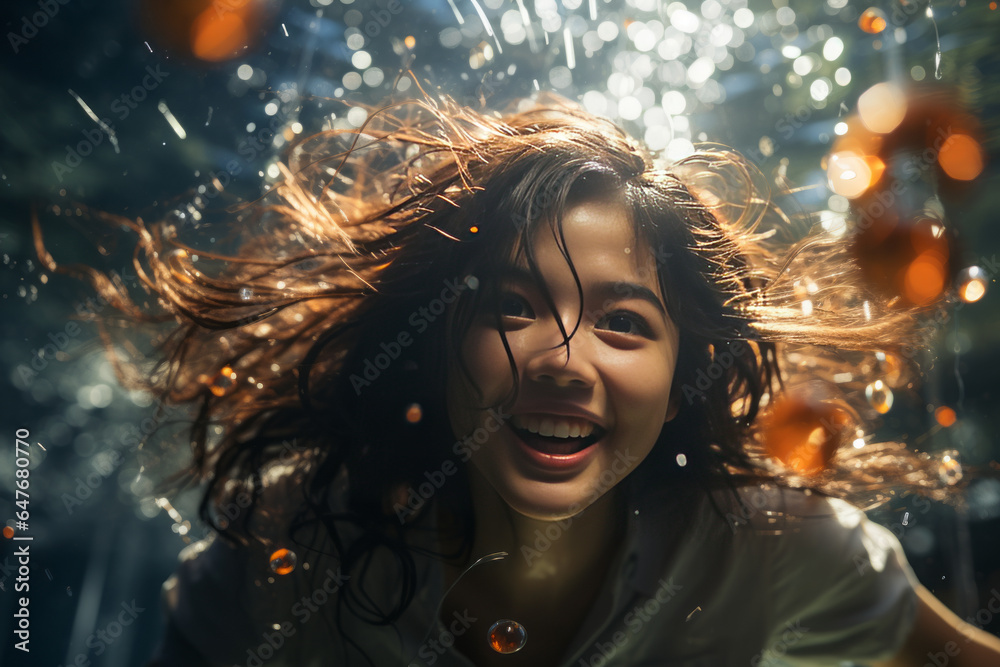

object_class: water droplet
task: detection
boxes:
[269,548,297,575]
[205,365,237,397]
[938,452,963,486]
[66,587,73,596]
[239,287,253,301]
[405,403,423,424]
[934,406,957,428]
[858,7,887,33]
[675,453,687,467]
[876,351,905,387]
[956,266,987,303]
[761,397,847,475]
[2,526,13,539]
[865,380,893,414]
[464,275,480,290]
[487,619,527,654]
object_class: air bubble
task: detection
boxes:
[938,452,963,486]
[865,380,893,414]
[487,619,527,654]
[858,7,887,34]
[205,366,237,397]
[269,548,297,575]
[956,266,987,303]
[405,403,423,423]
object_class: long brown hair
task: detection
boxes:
[37,92,960,628]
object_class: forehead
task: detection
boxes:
[514,198,662,290]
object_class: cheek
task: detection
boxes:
[461,325,516,399]
[616,350,675,396]
[447,325,515,438]
[607,352,676,426]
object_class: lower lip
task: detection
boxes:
[510,428,601,471]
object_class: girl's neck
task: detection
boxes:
[456,469,627,596]
[433,475,627,666]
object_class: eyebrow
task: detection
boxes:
[497,266,668,316]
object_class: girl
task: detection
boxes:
[50,95,1000,666]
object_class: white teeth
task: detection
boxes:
[512,415,596,439]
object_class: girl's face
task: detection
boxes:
[447,197,680,520]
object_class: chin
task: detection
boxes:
[496,477,600,522]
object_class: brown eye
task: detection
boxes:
[499,294,533,319]
[597,311,650,336]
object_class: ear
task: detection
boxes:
[664,386,680,423]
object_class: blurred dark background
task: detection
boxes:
[1,0,999,665]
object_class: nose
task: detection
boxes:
[522,321,598,389]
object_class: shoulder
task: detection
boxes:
[702,483,916,581]
[698,483,920,665]
[155,462,347,666]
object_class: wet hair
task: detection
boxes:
[39,93,961,642]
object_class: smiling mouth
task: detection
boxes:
[510,415,606,456]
